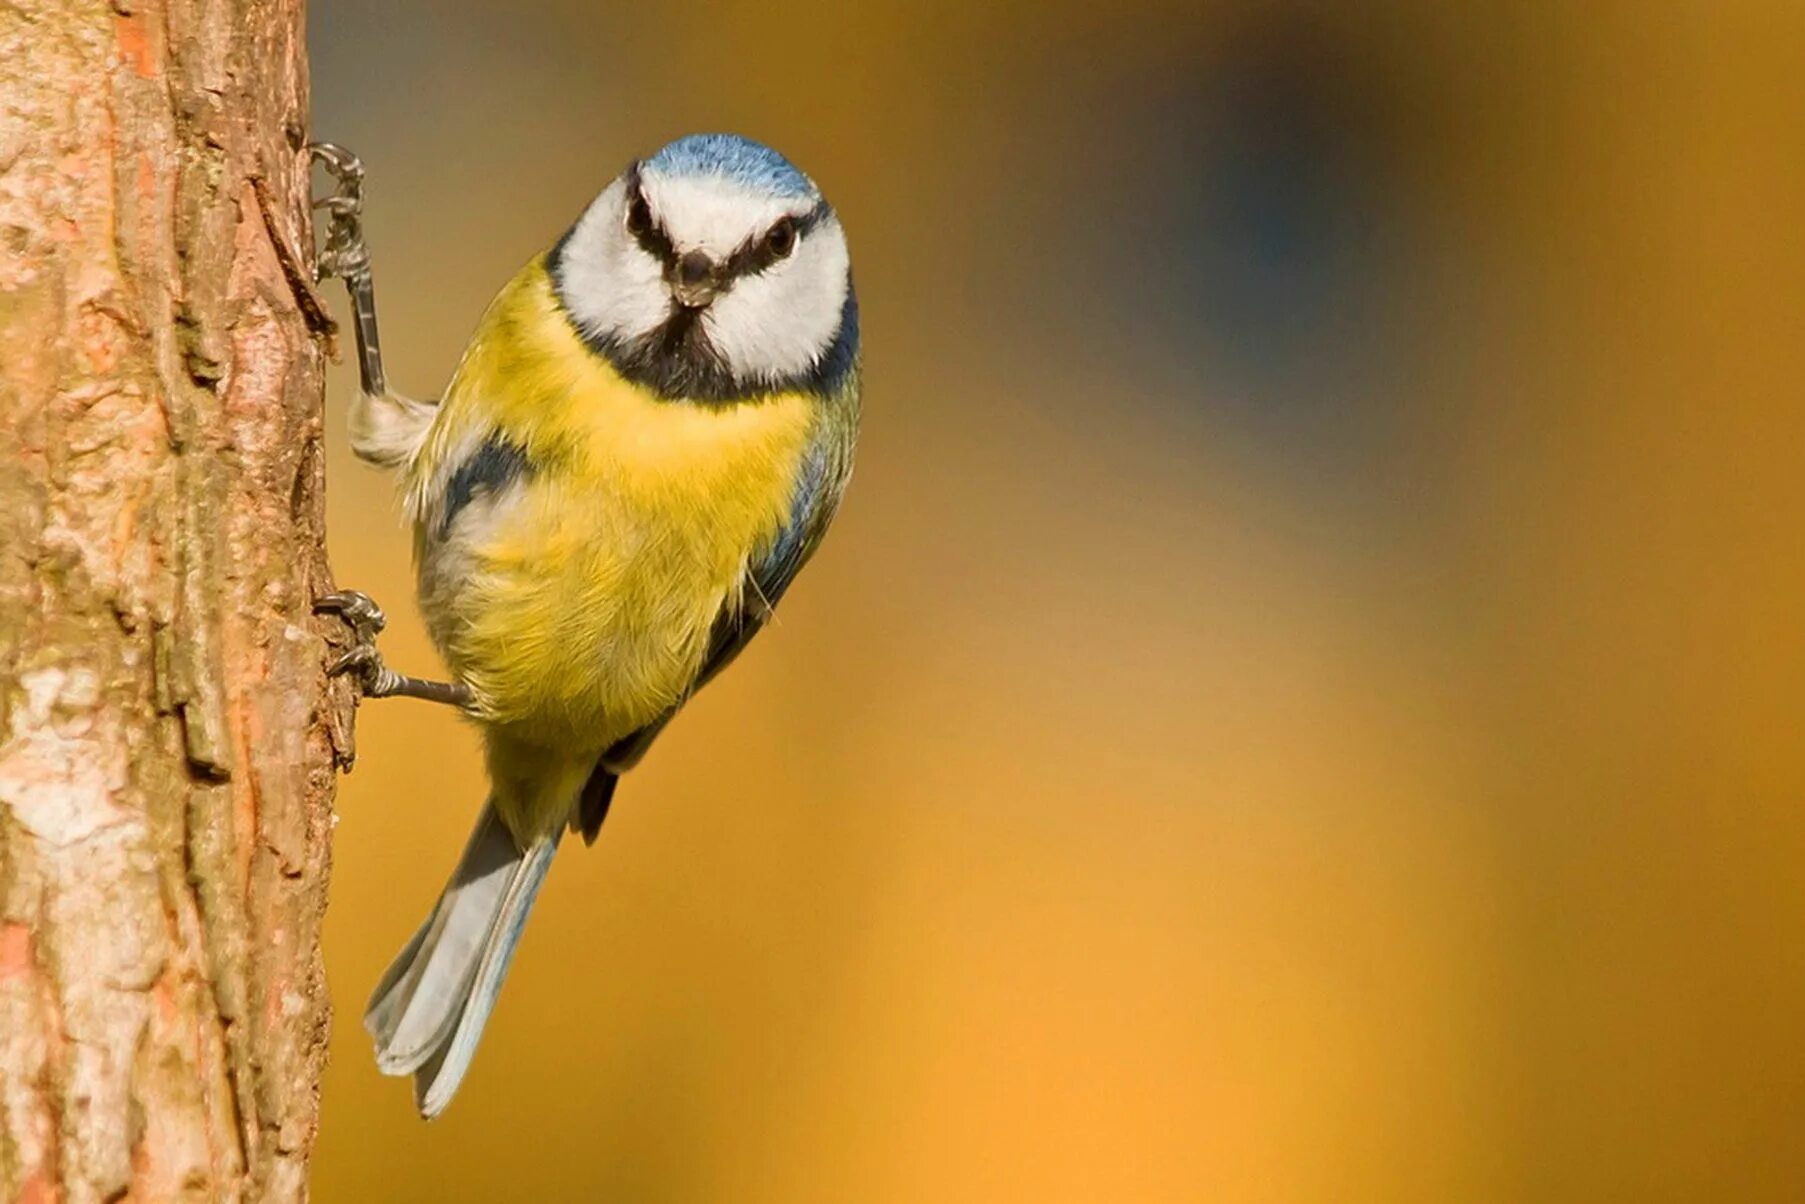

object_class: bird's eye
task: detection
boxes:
[765,217,797,259]
[625,192,653,237]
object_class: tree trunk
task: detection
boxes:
[0,2,345,1201]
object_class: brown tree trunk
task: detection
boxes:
[0,2,345,1201]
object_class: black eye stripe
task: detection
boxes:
[623,162,679,268]
[621,165,832,284]
[722,201,832,281]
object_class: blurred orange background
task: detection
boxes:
[308,2,1805,1199]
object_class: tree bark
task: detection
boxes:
[0,2,345,1201]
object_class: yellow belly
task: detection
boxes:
[454,453,796,747]
[405,258,817,834]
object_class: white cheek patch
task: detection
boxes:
[558,178,669,343]
[706,223,851,385]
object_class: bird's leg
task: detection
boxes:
[310,142,436,467]
[316,590,475,709]
[309,142,392,398]
[309,152,461,709]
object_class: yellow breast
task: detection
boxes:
[408,259,816,753]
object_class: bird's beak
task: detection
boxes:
[671,249,722,309]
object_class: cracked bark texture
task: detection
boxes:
[0,2,346,1201]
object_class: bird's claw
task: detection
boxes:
[315,589,387,637]
[316,590,398,696]
[326,642,403,697]
[309,142,370,284]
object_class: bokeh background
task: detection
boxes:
[308,3,1805,1200]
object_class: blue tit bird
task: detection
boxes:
[308,133,859,1117]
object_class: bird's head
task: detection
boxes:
[553,133,855,401]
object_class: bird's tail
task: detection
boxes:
[365,803,557,1117]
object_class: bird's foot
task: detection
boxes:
[315,590,476,709]
[316,587,385,638]
[308,142,370,283]
[316,590,399,695]
[326,643,412,699]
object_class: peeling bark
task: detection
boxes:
[0,3,344,1202]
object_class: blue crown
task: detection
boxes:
[643,133,816,199]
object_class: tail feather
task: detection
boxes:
[365,803,558,1116]
[363,911,432,1042]
[369,807,521,1073]
[413,841,557,1116]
